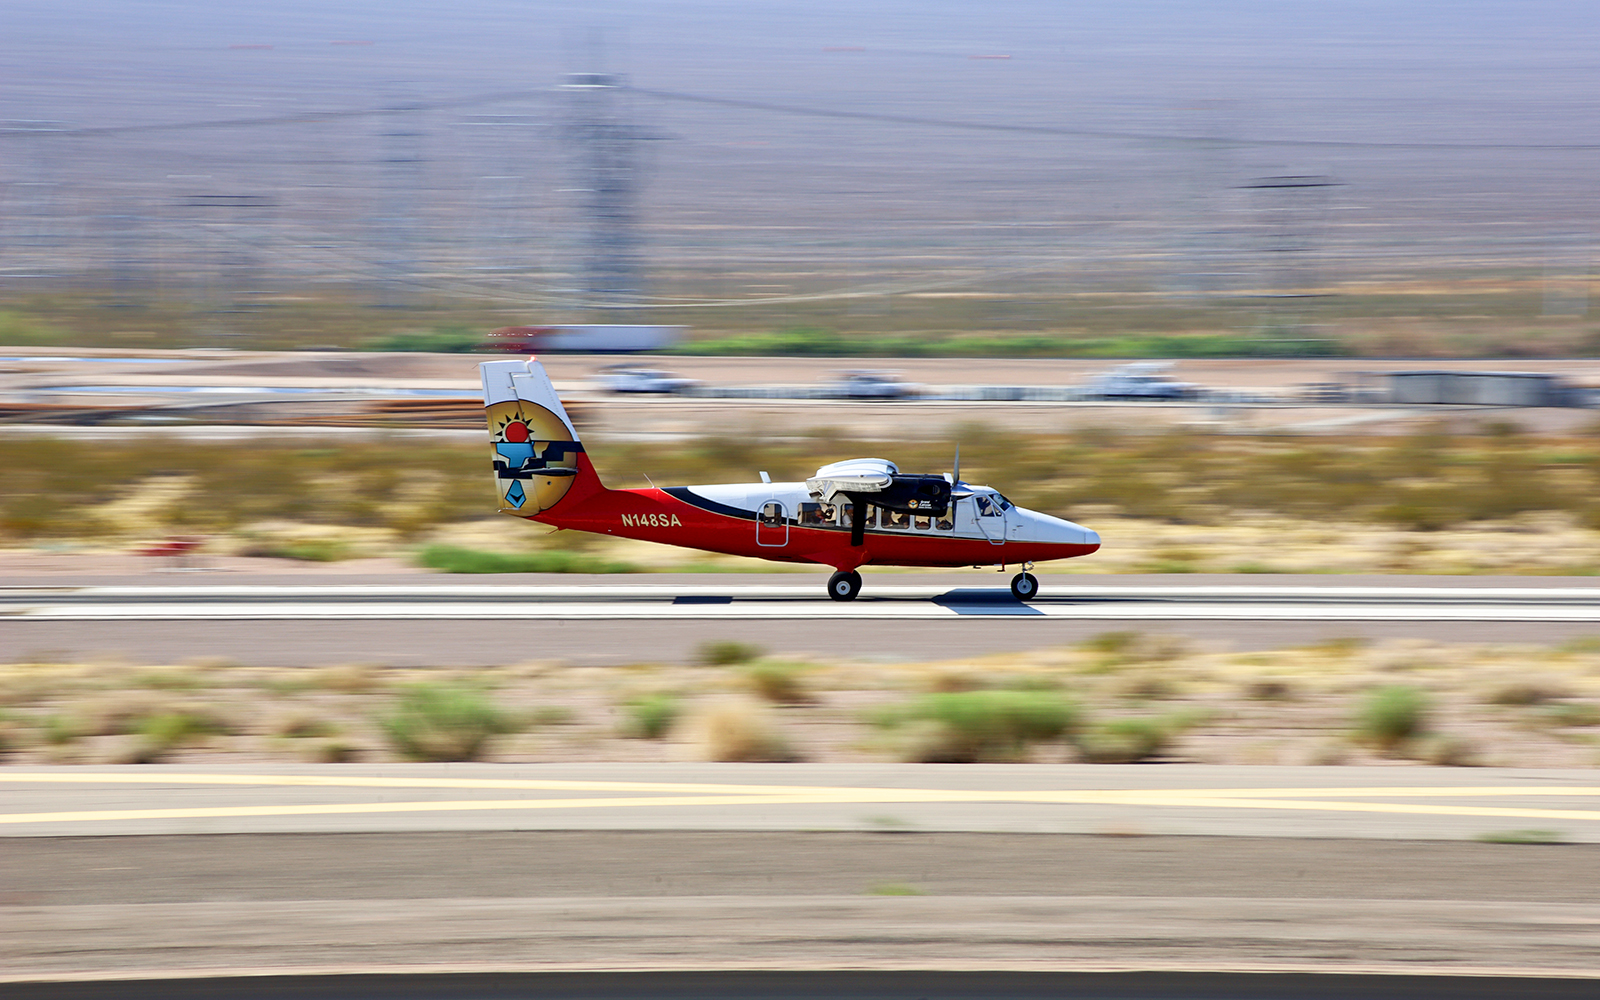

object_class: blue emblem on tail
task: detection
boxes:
[505,480,526,508]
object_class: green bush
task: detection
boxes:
[696,640,765,666]
[1354,685,1431,754]
[242,538,352,562]
[674,327,859,357]
[1074,715,1193,763]
[124,708,232,764]
[741,661,813,704]
[621,694,681,739]
[363,326,483,353]
[417,544,638,574]
[378,682,522,761]
[880,690,1079,762]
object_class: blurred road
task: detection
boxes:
[7,581,1600,621]
[4,765,1600,982]
[4,763,1598,840]
[4,574,1599,665]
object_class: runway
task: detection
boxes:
[4,764,1599,840]
[6,581,1600,621]
[6,766,1600,987]
[7,575,1599,664]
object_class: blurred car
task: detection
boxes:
[592,366,701,394]
[1086,362,1200,400]
[825,370,921,399]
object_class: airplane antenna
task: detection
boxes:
[643,472,656,487]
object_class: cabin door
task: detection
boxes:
[757,500,789,547]
[974,495,1007,545]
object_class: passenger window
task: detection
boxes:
[913,515,932,531]
[884,509,910,530]
[936,512,954,531]
[798,502,827,526]
[760,502,785,526]
[835,502,854,527]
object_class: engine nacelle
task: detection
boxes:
[806,458,951,517]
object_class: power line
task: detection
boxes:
[6,84,1597,151]
[625,85,1600,152]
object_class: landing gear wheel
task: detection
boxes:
[828,570,862,602]
[1010,572,1039,601]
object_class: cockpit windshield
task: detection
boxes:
[992,493,1013,511]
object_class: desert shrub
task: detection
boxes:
[133,668,204,690]
[1539,702,1600,727]
[1080,631,1139,657]
[417,544,638,574]
[1419,733,1483,767]
[683,697,794,762]
[1074,713,1197,763]
[123,708,233,763]
[378,682,522,761]
[1475,829,1566,845]
[621,694,680,739]
[0,711,22,755]
[363,326,483,353]
[740,661,813,704]
[880,690,1079,762]
[42,714,79,745]
[1354,685,1430,754]
[1484,676,1575,706]
[674,326,858,357]
[306,663,384,693]
[309,740,359,763]
[1243,678,1296,701]
[696,640,765,666]
[270,712,340,739]
[241,538,352,562]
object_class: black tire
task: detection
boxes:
[1010,572,1039,601]
[828,570,862,601]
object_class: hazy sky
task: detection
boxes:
[5,1,1596,132]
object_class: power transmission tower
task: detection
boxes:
[561,72,642,315]
[375,97,425,308]
[1240,175,1340,352]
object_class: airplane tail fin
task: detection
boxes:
[480,358,604,516]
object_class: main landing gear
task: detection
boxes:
[827,570,862,601]
[1010,572,1039,601]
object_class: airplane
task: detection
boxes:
[482,358,1100,601]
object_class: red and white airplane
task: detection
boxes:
[482,358,1100,600]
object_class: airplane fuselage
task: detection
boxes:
[524,459,1099,573]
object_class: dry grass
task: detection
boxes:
[1,633,1599,766]
[681,697,795,762]
[7,426,1600,578]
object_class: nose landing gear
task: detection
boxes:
[828,570,862,601]
[1010,572,1039,601]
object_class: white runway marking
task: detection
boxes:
[2,583,1599,621]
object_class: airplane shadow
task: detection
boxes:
[932,589,1045,616]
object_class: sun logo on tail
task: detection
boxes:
[485,400,582,515]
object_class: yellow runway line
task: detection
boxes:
[3,772,1598,801]
[3,778,1600,827]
